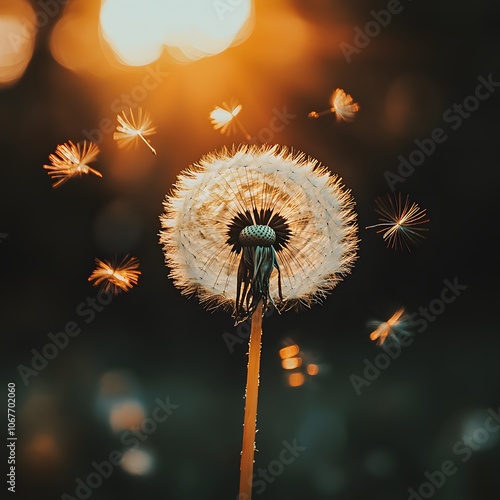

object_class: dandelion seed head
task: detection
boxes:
[159,144,358,320]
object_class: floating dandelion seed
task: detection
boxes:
[369,308,411,345]
[308,88,360,122]
[88,256,141,295]
[366,193,429,251]
[114,107,157,154]
[159,144,358,499]
[43,141,102,188]
[209,101,251,140]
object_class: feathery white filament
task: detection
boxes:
[159,144,358,312]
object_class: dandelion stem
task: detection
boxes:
[308,107,334,118]
[365,223,393,229]
[239,300,263,499]
[138,133,157,155]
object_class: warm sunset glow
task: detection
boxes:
[281,357,303,370]
[49,11,101,75]
[99,0,254,66]
[288,372,305,388]
[279,344,300,359]
[0,1,36,87]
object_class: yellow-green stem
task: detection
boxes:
[238,300,263,499]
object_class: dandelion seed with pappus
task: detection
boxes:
[114,107,157,155]
[308,88,360,122]
[43,140,102,188]
[366,193,429,251]
[369,308,411,346]
[209,100,251,140]
[88,256,141,295]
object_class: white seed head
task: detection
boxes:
[159,144,359,313]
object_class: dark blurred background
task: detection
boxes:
[1,0,499,499]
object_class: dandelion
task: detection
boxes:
[209,100,251,140]
[308,88,360,122]
[114,107,157,155]
[159,144,358,499]
[88,256,141,295]
[366,193,429,251]
[43,141,102,188]
[369,307,411,345]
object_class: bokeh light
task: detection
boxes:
[288,372,305,387]
[282,356,302,370]
[279,344,300,359]
[109,399,146,432]
[99,0,254,65]
[121,448,155,475]
[306,363,319,376]
[0,0,35,87]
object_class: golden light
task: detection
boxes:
[99,0,254,66]
[307,363,319,376]
[49,9,102,76]
[0,1,36,88]
[288,372,305,388]
[281,357,303,370]
[279,344,300,359]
